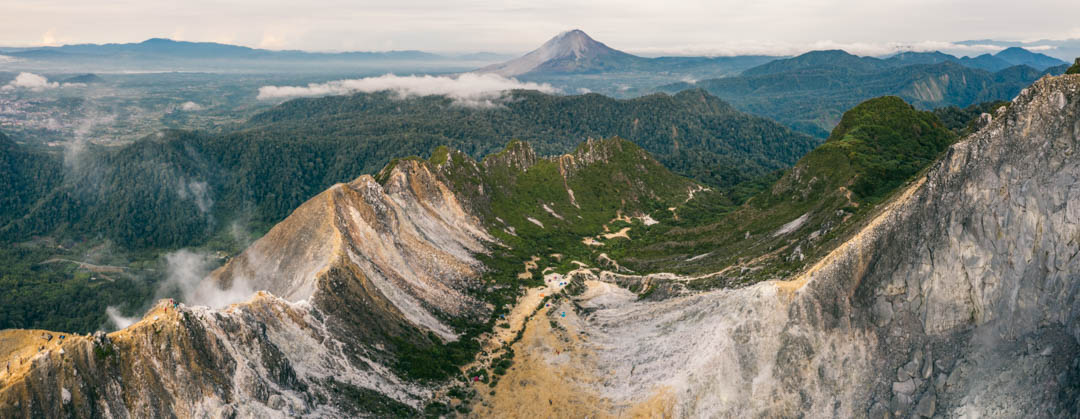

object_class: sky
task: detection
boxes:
[2,0,1080,57]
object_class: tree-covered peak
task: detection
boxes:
[796,95,956,203]
[1067,57,1080,75]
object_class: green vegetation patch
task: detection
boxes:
[613,96,957,288]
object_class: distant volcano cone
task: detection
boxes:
[475,29,645,76]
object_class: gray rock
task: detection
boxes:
[935,373,948,393]
[874,297,894,327]
[868,401,890,418]
[893,379,916,395]
[915,392,937,418]
[267,394,286,410]
[902,361,920,381]
[897,367,912,382]
[891,393,914,415]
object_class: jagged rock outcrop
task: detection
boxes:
[0,160,495,417]
[472,74,1080,417]
[0,136,695,418]
[4,74,1080,417]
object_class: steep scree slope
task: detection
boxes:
[3,74,1080,417]
[0,159,496,417]
[0,137,696,417]
[474,74,1080,417]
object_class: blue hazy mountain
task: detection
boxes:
[0,38,508,73]
[952,38,1080,62]
[749,47,1066,74]
[664,50,1065,137]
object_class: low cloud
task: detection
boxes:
[1,72,84,92]
[176,179,213,214]
[102,244,262,331]
[3,72,58,91]
[256,73,557,108]
[1024,45,1055,52]
[179,101,203,111]
[105,306,140,329]
[157,249,255,309]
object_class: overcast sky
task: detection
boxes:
[2,0,1079,56]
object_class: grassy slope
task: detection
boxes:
[610,96,957,288]
[374,137,697,385]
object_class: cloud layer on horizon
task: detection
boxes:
[256,73,557,107]
[3,0,1078,59]
[1,72,84,91]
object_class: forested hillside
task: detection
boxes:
[0,89,816,250]
[0,132,63,229]
[611,96,958,281]
[247,88,818,188]
[663,52,1062,137]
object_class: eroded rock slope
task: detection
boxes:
[3,75,1080,418]
[474,74,1080,418]
[0,160,495,417]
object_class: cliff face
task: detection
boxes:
[0,160,495,418]
[472,74,1080,418]
[0,137,695,418]
[3,75,1080,417]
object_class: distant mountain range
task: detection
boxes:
[743,46,1065,76]
[663,49,1067,136]
[3,31,1072,80]
[884,47,1065,72]
[2,38,444,61]
[476,30,1068,78]
[949,38,1080,62]
[0,38,515,72]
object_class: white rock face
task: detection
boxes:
[554,74,1080,418]
[5,75,1080,419]
[0,160,495,418]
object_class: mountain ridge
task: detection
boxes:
[664,57,1063,137]
[3,74,1080,417]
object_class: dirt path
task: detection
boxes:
[40,258,128,281]
[469,279,676,418]
[463,271,571,380]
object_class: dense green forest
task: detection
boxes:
[246,88,818,188]
[933,100,1010,135]
[1,89,816,250]
[662,51,1064,137]
[0,132,64,229]
[0,88,994,334]
[1068,58,1080,75]
[0,89,815,333]
[610,96,959,280]
[0,244,157,332]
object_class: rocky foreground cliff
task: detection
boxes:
[0,158,500,417]
[469,74,1080,418]
[2,75,1080,418]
